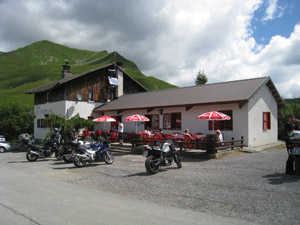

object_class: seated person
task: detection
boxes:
[184,129,195,140]
[144,127,152,135]
[216,130,224,144]
[156,128,163,135]
[102,129,111,141]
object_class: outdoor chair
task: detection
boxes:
[110,131,118,142]
[196,132,203,135]
[142,133,151,145]
[165,134,174,140]
[183,134,193,150]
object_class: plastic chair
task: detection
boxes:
[196,132,203,135]
[165,134,174,140]
[183,134,193,150]
[142,133,151,145]
[110,131,118,142]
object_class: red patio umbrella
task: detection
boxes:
[93,116,116,122]
[123,114,150,133]
[93,116,116,130]
[196,111,231,133]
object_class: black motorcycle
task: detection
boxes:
[57,141,78,163]
[143,140,182,174]
[23,139,60,162]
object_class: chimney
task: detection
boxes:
[62,60,72,79]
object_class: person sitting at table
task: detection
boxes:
[184,129,195,141]
[102,129,111,141]
[144,127,152,135]
[216,129,224,145]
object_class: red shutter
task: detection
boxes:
[263,112,271,130]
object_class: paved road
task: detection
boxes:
[0,148,299,225]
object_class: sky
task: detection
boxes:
[0,0,300,98]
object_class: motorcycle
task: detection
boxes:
[72,140,114,167]
[57,141,78,163]
[143,139,182,174]
[23,138,60,162]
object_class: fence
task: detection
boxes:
[131,136,244,154]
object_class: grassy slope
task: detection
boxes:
[0,40,176,105]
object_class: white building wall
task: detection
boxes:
[34,100,102,140]
[101,103,249,145]
[248,85,278,147]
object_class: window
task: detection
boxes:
[263,112,271,130]
[37,119,51,128]
[145,114,160,131]
[209,110,233,131]
[88,91,94,101]
[163,113,181,130]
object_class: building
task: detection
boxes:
[94,77,284,147]
[25,63,147,139]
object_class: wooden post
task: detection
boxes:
[231,137,234,150]
[241,136,244,149]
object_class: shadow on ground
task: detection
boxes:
[263,173,300,185]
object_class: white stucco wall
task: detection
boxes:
[248,85,278,147]
[99,103,249,145]
[34,100,102,140]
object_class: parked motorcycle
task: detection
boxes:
[72,140,114,167]
[57,141,78,163]
[23,139,60,162]
[143,140,182,174]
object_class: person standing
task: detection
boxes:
[118,121,124,146]
[285,114,300,174]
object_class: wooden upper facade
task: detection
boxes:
[26,64,147,105]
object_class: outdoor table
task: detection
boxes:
[194,135,206,141]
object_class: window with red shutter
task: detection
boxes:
[263,112,271,130]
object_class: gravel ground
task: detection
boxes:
[3,148,300,225]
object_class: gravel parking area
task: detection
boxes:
[2,147,300,225]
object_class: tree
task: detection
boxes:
[0,102,34,141]
[45,113,95,141]
[194,70,208,85]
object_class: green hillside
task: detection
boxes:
[0,40,176,105]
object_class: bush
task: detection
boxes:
[0,102,34,141]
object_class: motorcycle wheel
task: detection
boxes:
[73,155,87,168]
[145,156,160,174]
[174,153,182,168]
[26,152,38,162]
[104,152,114,164]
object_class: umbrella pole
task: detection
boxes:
[136,121,137,134]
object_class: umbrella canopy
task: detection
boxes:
[123,114,150,122]
[197,111,231,133]
[197,111,231,121]
[123,114,149,133]
[93,116,116,122]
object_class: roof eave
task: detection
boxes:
[94,99,248,113]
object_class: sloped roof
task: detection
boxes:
[94,77,284,112]
[25,63,148,94]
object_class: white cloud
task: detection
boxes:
[262,0,287,22]
[0,0,299,98]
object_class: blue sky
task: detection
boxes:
[0,0,300,98]
[251,0,300,45]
